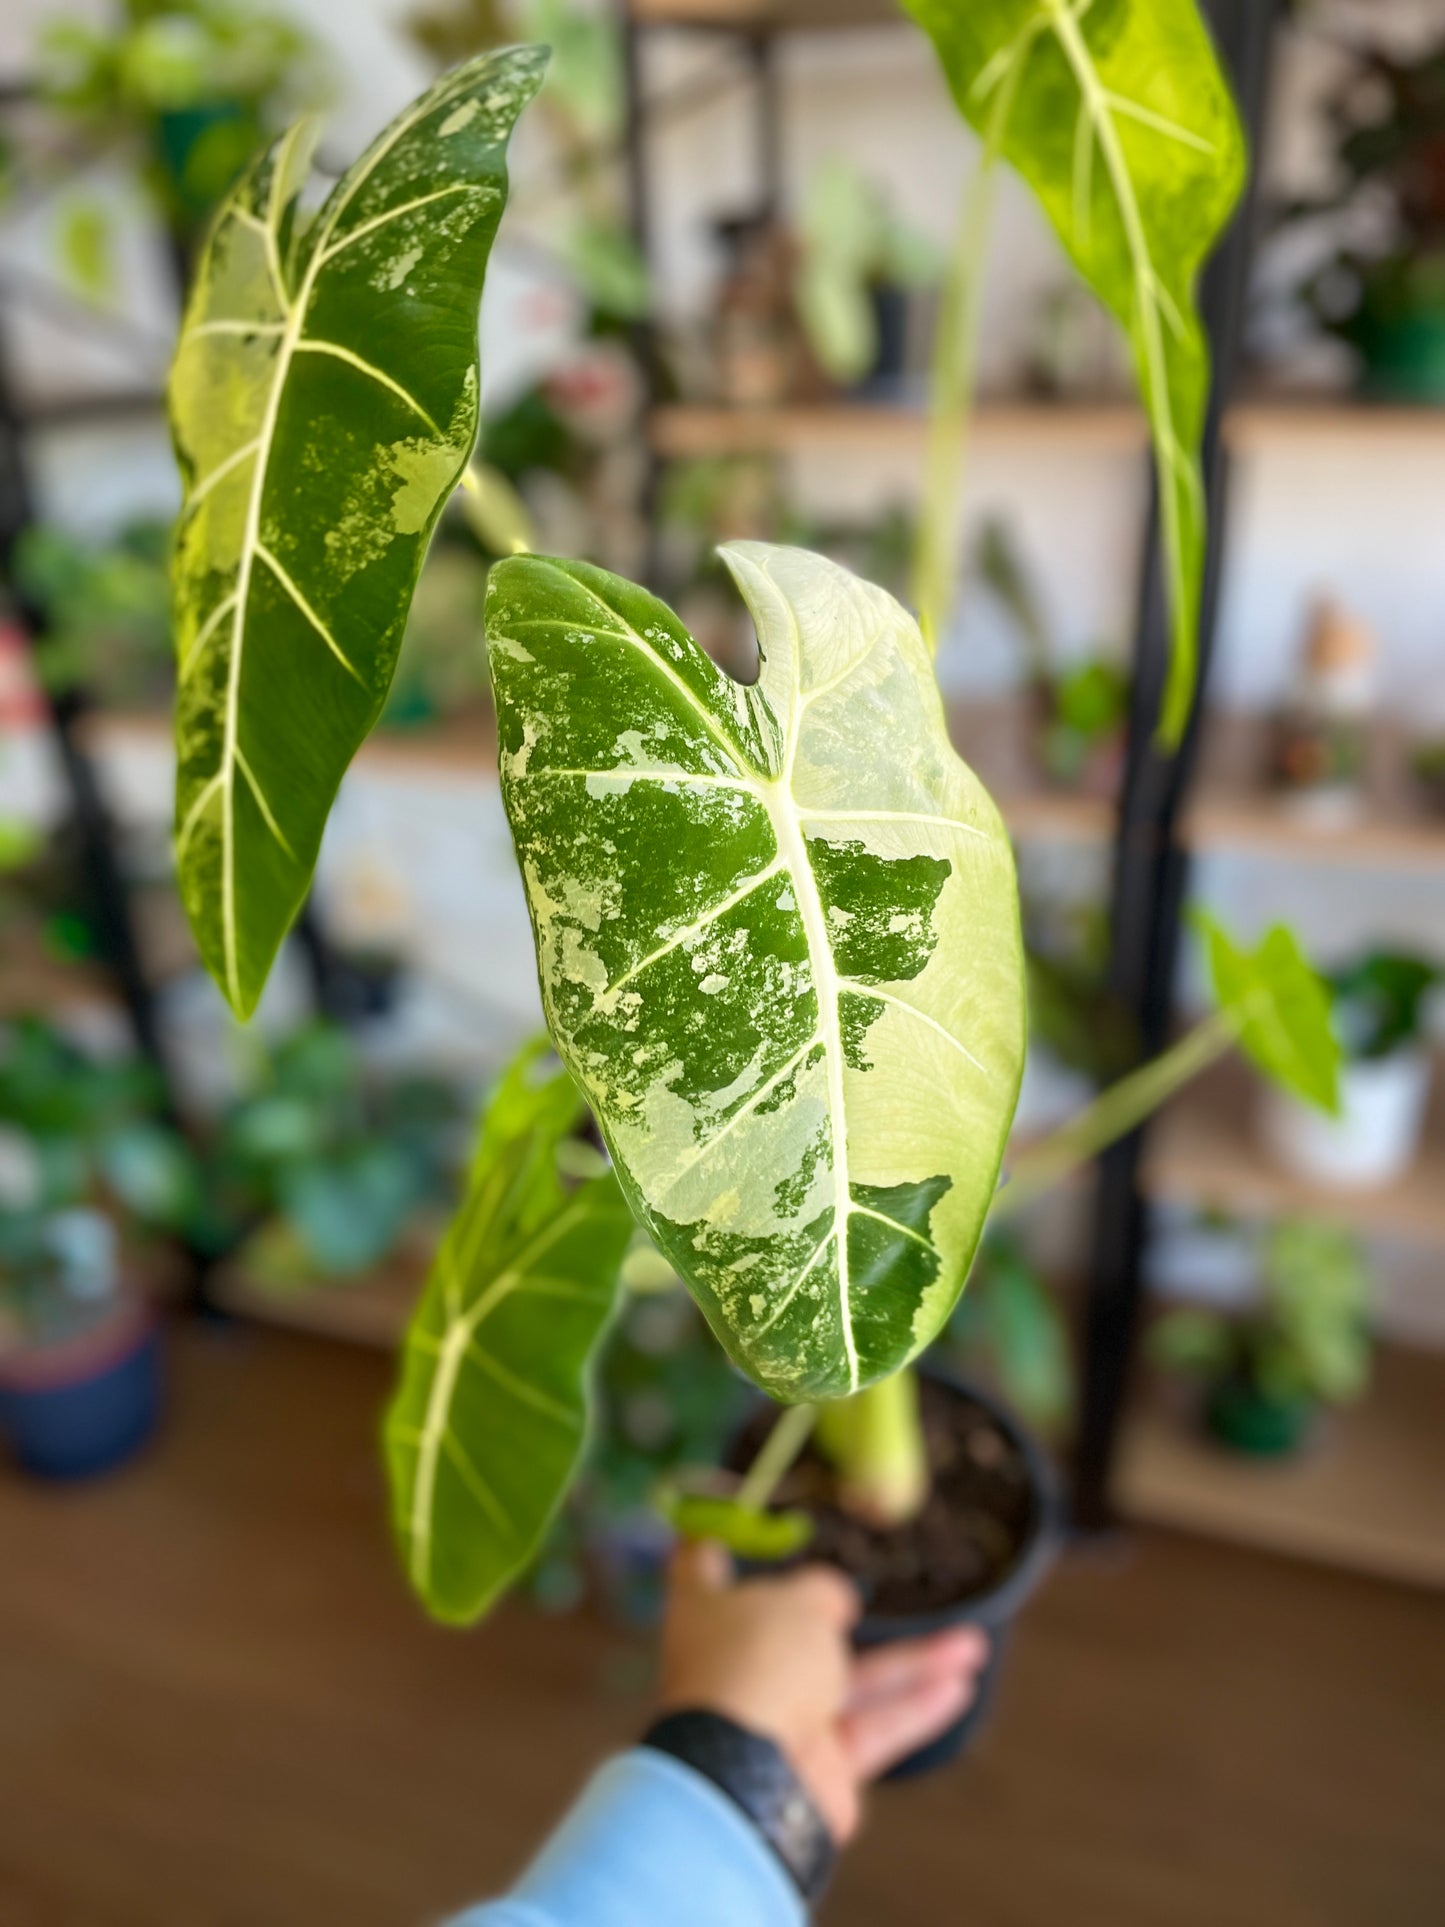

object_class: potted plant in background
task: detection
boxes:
[158,13,1334,1772]
[1286,33,1445,402]
[199,1021,465,1295]
[13,518,174,714]
[0,1017,197,1477]
[973,517,1129,794]
[793,157,940,399]
[38,0,323,268]
[1268,596,1378,824]
[1151,1220,1371,1457]
[1261,947,1438,1189]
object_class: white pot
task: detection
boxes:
[1260,1047,1432,1190]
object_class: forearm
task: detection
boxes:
[445,1747,806,1927]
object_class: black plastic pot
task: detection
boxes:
[852,1363,1062,1777]
[1205,1375,1315,1458]
[736,1361,1061,1778]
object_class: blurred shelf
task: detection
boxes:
[0,931,120,1018]
[1142,1058,1445,1251]
[650,400,1147,456]
[628,0,899,29]
[79,707,498,782]
[210,1256,420,1349]
[77,709,1445,869]
[1188,714,1445,869]
[946,700,1114,847]
[649,397,1445,459]
[1226,396,1445,447]
[1119,1344,1445,1590]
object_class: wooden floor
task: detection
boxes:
[1,1325,1440,1927]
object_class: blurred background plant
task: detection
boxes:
[973,517,1129,793]
[794,155,939,394]
[944,1229,1074,1437]
[1286,33,1445,401]
[35,0,325,277]
[199,1021,466,1291]
[1152,1220,1372,1456]
[13,517,172,708]
[0,1014,198,1346]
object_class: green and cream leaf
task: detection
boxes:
[384,1040,633,1626]
[169,47,546,1018]
[901,0,1245,740]
[486,542,1026,1404]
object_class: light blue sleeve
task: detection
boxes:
[444,1746,806,1927]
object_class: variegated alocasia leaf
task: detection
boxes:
[901,0,1245,741]
[486,542,1026,1404]
[384,1040,632,1625]
[169,47,545,1018]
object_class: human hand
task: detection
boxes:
[657,1540,989,1844]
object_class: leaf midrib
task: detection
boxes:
[1040,0,1192,720]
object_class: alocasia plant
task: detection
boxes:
[163,21,1340,1627]
[169,45,545,1017]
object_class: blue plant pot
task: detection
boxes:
[0,1304,163,1480]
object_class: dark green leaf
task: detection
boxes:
[487,542,1025,1403]
[169,47,545,1017]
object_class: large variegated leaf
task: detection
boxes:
[384,1041,632,1625]
[169,47,545,1018]
[902,0,1245,740]
[486,542,1025,1403]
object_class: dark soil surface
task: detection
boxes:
[739,1377,1036,1620]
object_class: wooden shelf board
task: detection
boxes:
[1143,1058,1445,1250]
[650,400,1147,456]
[0,947,120,1019]
[628,0,900,30]
[1119,1345,1445,1591]
[650,397,1445,459]
[1187,714,1445,870]
[78,709,1444,871]
[210,1258,419,1350]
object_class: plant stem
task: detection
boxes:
[816,1368,929,1528]
[995,1005,1245,1219]
[736,1400,817,1512]
[911,54,1023,650]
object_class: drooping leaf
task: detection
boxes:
[486,542,1025,1404]
[384,1040,633,1625]
[169,47,546,1018]
[655,1485,815,1561]
[902,0,1245,740]
[1196,912,1340,1115]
